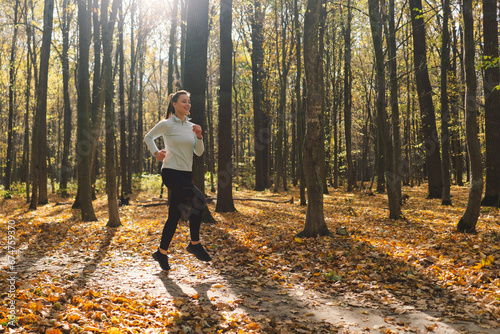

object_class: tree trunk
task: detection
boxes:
[168,0,178,95]
[5,0,20,195]
[60,0,73,198]
[101,0,121,227]
[90,0,101,200]
[252,0,269,191]
[297,0,331,238]
[450,26,463,187]
[293,0,306,205]
[440,0,452,205]
[183,0,215,223]
[118,4,127,198]
[30,0,55,209]
[76,0,97,221]
[126,0,137,195]
[23,0,33,202]
[457,0,483,233]
[368,0,400,219]
[409,0,442,199]
[344,0,354,192]
[481,0,500,207]
[388,0,402,204]
[216,0,236,212]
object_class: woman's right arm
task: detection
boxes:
[144,120,168,157]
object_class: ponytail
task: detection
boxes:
[166,90,190,119]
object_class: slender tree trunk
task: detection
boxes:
[344,0,354,192]
[168,0,178,94]
[388,0,402,204]
[76,0,97,221]
[118,4,127,198]
[450,26,463,186]
[297,0,331,238]
[126,0,137,195]
[90,0,101,200]
[481,0,500,206]
[409,0,443,199]
[440,0,452,205]
[368,0,400,219]
[60,0,73,198]
[5,0,20,195]
[100,0,121,227]
[216,0,236,212]
[23,0,33,202]
[30,0,55,209]
[252,0,269,191]
[293,0,306,204]
[457,0,483,233]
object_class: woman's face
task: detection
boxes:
[173,94,191,117]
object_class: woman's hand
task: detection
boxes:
[154,149,167,162]
[193,124,203,139]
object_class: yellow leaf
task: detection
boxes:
[45,329,63,334]
[108,328,124,334]
[294,237,303,243]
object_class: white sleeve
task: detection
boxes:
[144,120,168,155]
[194,136,204,156]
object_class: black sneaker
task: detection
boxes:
[152,249,170,270]
[186,243,212,262]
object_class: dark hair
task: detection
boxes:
[166,90,190,119]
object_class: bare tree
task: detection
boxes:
[457,0,482,233]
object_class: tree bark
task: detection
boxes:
[344,0,355,192]
[368,0,400,219]
[297,0,331,238]
[440,0,452,205]
[388,0,402,204]
[30,0,55,209]
[216,0,236,212]
[60,0,73,198]
[251,0,269,191]
[101,0,121,227]
[457,0,483,233]
[481,0,500,207]
[409,0,443,199]
[118,4,127,198]
[5,0,20,195]
[76,0,97,221]
[293,0,306,205]
[168,0,178,95]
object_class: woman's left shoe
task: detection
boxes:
[186,243,212,262]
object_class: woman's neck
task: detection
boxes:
[175,112,186,123]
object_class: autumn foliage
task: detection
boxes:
[1,184,499,333]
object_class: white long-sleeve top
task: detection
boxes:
[144,115,204,172]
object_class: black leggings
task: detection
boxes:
[160,168,206,250]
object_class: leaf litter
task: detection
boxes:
[0,184,499,333]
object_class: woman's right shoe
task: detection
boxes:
[152,249,170,271]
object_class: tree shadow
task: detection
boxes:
[206,211,499,333]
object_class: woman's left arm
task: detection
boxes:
[192,124,204,156]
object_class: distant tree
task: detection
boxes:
[297,0,331,238]
[344,0,354,192]
[4,0,20,196]
[168,0,178,95]
[409,0,443,199]
[216,0,236,212]
[457,0,482,233]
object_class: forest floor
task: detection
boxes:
[1,181,499,334]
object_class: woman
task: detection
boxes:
[144,90,211,271]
